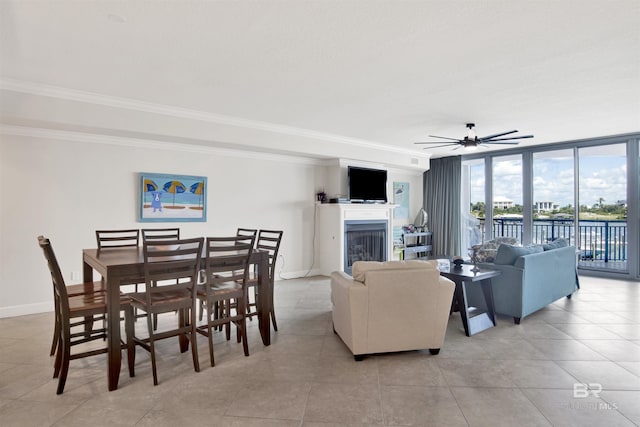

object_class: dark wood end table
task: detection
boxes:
[439,263,501,336]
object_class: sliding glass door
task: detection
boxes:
[578,144,628,273]
[532,149,575,245]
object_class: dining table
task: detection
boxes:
[82,246,272,391]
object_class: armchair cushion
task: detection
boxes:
[351,259,438,283]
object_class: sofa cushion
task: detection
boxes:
[543,238,569,251]
[471,237,520,263]
[494,244,544,265]
[351,260,437,283]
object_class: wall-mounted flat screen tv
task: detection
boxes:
[347,166,388,203]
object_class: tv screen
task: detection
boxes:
[348,166,388,203]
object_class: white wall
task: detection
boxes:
[0,135,424,318]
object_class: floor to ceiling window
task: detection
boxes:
[461,158,485,251]
[460,134,638,279]
[492,154,523,241]
[578,144,627,273]
[532,149,575,245]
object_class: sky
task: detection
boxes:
[467,145,628,208]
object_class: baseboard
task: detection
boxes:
[277,268,323,280]
[0,301,52,319]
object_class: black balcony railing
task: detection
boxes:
[477,218,627,263]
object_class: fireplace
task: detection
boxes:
[344,220,387,275]
[316,203,394,276]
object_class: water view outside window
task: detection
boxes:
[492,154,523,240]
[532,149,575,244]
[578,144,627,271]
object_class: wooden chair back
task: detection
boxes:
[142,237,203,312]
[141,228,180,242]
[256,229,283,282]
[96,229,140,250]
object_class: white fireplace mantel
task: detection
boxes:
[316,203,396,275]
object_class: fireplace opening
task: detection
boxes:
[344,220,387,275]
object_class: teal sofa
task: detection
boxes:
[467,242,579,324]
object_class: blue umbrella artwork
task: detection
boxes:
[189,181,205,210]
[163,180,186,209]
[143,179,161,210]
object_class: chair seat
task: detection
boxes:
[128,290,191,307]
[197,282,243,297]
[67,293,107,316]
[66,281,105,297]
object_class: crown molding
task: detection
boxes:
[0,124,322,166]
[0,78,430,159]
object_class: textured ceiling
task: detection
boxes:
[1,0,639,167]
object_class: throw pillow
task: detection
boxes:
[494,244,544,265]
[543,238,569,251]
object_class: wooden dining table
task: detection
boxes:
[82,247,272,391]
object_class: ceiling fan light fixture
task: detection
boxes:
[464,141,478,151]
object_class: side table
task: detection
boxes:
[440,263,501,336]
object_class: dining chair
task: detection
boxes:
[197,228,256,322]
[196,235,254,367]
[236,228,258,238]
[141,227,180,328]
[48,275,106,357]
[95,229,140,249]
[128,237,204,385]
[246,229,283,331]
[38,236,134,395]
[141,228,180,242]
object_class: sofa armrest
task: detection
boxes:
[330,271,369,354]
[472,262,525,317]
[517,246,578,316]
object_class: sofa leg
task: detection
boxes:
[514,317,521,325]
[429,348,440,355]
[354,355,364,362]
[566,294,572,299]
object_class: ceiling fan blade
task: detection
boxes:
[478,130,518,141]
[482,141,521,145]
[485,135,534,142]
[418,143,460,149]
[427,135,464,142]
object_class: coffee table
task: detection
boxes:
[439,263,501,336]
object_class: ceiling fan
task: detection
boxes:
[414,123,533,151]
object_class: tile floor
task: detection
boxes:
[0,275,639,426]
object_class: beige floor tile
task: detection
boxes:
[380,385,467,426]
[450,386,551,427]
[225,381,312,420]
[436,359,516,388]
[556,361,640,390]
[522,388,636,427]
[526,338,607,361]
[303,382,384,425]
[599,390,640,425]
[579,339,640,362]
[377,353,447,387]
[500,359,579,389]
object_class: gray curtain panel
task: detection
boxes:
[423,156,462,257]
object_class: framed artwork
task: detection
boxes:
[393,181,410,219]
[138,172,207,222]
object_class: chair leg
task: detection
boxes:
[270,308,278,332]
[125,305,135,378]
[146,312,159,385]
[56,331,71,395]
[50,309,60,357]
[189,308,200,373]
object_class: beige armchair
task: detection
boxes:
[331,260,455,361]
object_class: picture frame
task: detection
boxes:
[138,172,207,222]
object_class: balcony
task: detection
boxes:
[477,218,628,273]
